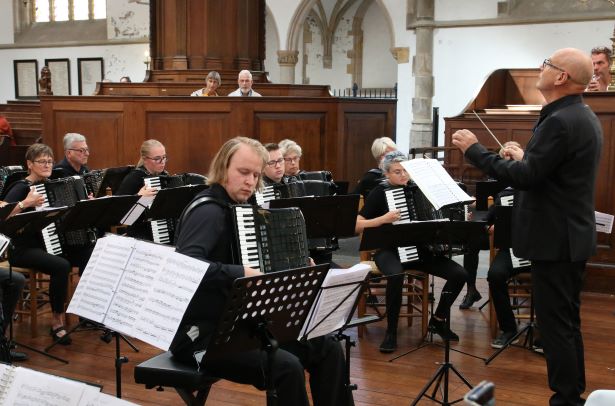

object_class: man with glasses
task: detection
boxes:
[262,143,287,185]
[54,133,90,177]
[587,46,612,92]
[453,48,602,406]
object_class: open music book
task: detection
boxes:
[67,234,210,350]
[596,211,614,234]
[299,263,370,340]
[400,158,474,210]
[0,363,139,405]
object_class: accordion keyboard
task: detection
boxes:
[33,183,62,255]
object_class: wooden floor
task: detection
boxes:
[9,279,615,405]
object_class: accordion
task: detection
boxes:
[34,176,92,255]
[0,166,26,199]
[385,184,467,260]
[232,205,310,273]
[83,170,105,196]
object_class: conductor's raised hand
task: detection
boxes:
[452,129,479,153]
[502,145,524,161]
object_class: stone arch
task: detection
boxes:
[287,0,318,51]
[265,3,281,52]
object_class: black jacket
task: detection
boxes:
[465,94,602,261]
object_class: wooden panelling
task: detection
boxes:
[40,96,396,188]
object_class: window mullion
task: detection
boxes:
[89,0,94,20]
[49,0,55,22]
[68,0,74,20]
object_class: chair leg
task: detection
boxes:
[30,272,38,338]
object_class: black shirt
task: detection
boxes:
[173,184,244,342]
[352,168,384,198]
[358,182,391,220]
[116,166,150,195]
[53,157,89,178]
[4,179,44,248]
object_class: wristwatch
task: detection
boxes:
[17,201,25,210]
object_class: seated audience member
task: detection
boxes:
[228,70,261,97]
[172,136,353,406]
[119,76,132,83]
[587,46,612,92]
[355,151,468,353]
[116,139,168,240]
[279,139,303,178]
[353,137,397,198]
[53,133,90,177]
[191,71,221,97]
[459,141,523,310]
[4,144,73,345]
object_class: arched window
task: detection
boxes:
[33,0,106,22]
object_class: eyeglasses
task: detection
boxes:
[284,157,300,163]
[267,158,285,167]
[145,155,168,164]
[33,159,54,166]
[68,147,90,154]
[542,58,584,84]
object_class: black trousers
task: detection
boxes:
[463,249,479,287]
[9,246,70,314]
[0,267,26,332]
[487,249,527,334]
[532,260,586,406]
[173,333,353,406]
[374,249,467,332]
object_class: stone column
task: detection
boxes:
[277,50,299,84]
[410,0,435,147]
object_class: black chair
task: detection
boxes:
[134,351,219,406]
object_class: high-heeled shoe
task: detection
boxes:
[50,326,72,345]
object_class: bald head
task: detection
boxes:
[552,48,593,88]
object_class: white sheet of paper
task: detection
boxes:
[400,159,474,210]
[120,195,154,226]
[299,263,370,340]
[595,211,614,234]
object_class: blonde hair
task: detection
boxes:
[137,139,164,167]
[371,137,397,161]
[207,137,269,191]
[279,139,302,157]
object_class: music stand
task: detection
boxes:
[474,180,507,211]
[43,195,141,353]
[361,220,488,405]
[484,205,536,365]
[268,194,359,239]
[0,208,70,364]
[95,165,134,197]
[145,185,208,222]
[204,264,329,406]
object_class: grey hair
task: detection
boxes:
[238,69,253,80]
[207,71,221,85]
[63,133,86,150]
[382,150,407,172]
[279,139,302,157]
[371,137,397,161]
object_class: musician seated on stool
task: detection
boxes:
[3,144,73,345]
[352,137,397,199]
[262,143,287,185]
[53,132,90,178]
[172,136,353,406]
[190,71,221,97]
[0,257,27,361]
[355,150,468,353]
[116,139,168,240]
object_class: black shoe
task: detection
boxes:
[50,326,72,346]
[379,331,397,353]
[459,290,482,309]
[428,318,459,342]
[490,330,519,349]
[9,350,28,362]
[532,338,544,354]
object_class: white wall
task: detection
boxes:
[264,7,281,83]
[362,1,397,88]
[433,20,614,144]
[106,0,149,40]
[0,0,14,45]
[435,0,498,20]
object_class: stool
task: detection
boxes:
[0,261,51,338]
[134,351,219,406]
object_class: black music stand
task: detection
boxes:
[361,220,487,405]
[0,208,70,364]
[268,194,359,239]
[204,264,329,406]
[44,195,142,354]
[96,165,134,197]
[474,180,507,211]
[484,206,536,365]
[145,185,208,222]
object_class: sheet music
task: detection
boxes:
[68,234,209,350]
[596,211,614,234]
[0,233,9,256]
[120,195,154,226]
[1,366,87,406]
[299,263,370,340]
[400,159,474,210]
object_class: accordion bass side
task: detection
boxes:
[83,170,105,196]
[232,205,310,273]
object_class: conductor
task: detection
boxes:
[452,48,602,406]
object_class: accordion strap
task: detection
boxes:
[175,195,230,239]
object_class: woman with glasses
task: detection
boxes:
[279,139,303,178]
[355,150,468,353]
[116,139,169,240]
[3,143,72,345]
